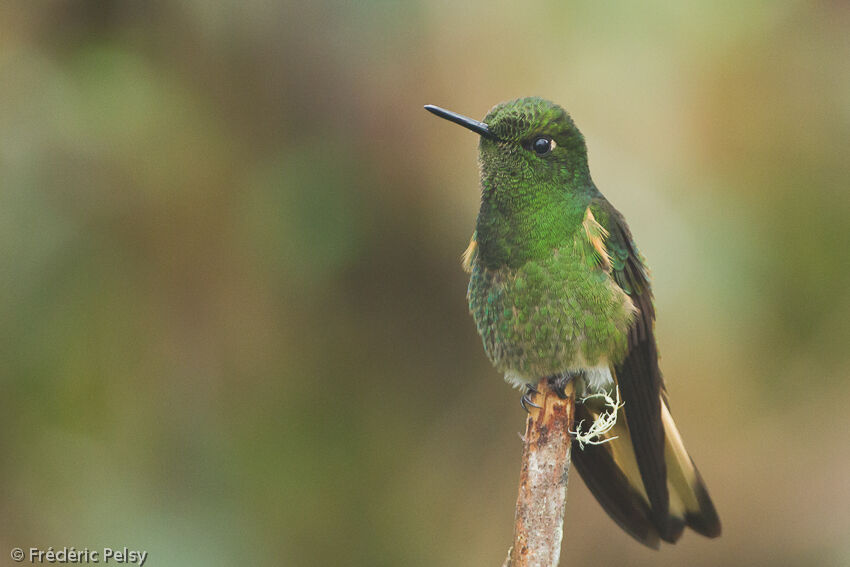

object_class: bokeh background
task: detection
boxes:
[2,2,849,566]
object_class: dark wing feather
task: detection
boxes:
[589,196,678,542]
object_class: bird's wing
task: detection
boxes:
[576,196,721,543]
[584,196,677,541]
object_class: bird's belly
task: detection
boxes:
[468,255,634,379]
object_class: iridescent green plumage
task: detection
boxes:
[466,233,634,379]
[426,97,721,548]
[475,98,594,270]
[465,98,635,380]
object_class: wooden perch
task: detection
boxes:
[502,378,575,567]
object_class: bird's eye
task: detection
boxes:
[531,136,555,156]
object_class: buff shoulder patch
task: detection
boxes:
[582,207,612,272]
[461,233,477,273]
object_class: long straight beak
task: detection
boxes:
[424,105,498,140]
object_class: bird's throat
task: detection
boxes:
[475,188,588,270]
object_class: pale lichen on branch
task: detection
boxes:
[569,387,623,449]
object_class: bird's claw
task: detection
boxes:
[520,383,541,413]
[548,371,580,399]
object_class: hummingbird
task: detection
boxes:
[425,98,720,548]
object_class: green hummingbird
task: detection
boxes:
[425,97,720,548]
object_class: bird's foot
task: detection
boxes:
[520,383,541,413]
[547,371,582,400]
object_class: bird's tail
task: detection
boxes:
[572,392,721,548]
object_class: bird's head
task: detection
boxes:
[425,97,597,267]
[426,97,591,197]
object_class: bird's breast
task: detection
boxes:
[467,245,634,378]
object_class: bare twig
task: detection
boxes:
[502,378,575,567]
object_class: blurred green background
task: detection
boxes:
[2,2,849,566]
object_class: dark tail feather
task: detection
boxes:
[572,404,661,549]
[685,467,722,538]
